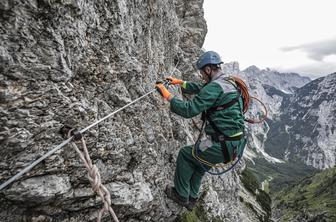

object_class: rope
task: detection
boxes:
[191,146,231,168]
[229,76,250,113]
[245,96,268,124]
[0,138,73,190]
[0,89,156,191]
[79,89,157,134]
[193,146,243,175]
[68,131,119,222]
[228,76,268,124]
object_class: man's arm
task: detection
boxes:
[165,76,204,95]
[170,83,221,118]
[181,81,205,95]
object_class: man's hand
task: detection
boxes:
[155,82,172,101]
[166,76,184,85]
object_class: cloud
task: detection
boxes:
[275,60,336,79]
[281,38,336,61]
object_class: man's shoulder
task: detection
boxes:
[211,77,237,94]
[200,81,223,93]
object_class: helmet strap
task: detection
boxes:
[204,66,213,81]
[207,72,212,81]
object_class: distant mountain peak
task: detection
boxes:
[222,61,240,75]
[243,65,260,73]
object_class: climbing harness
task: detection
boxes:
[190,117,247,175]
[190,75,266,175]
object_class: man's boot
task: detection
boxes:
[186,196,198,211]
[165,186,189,208]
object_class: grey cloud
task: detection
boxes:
[275,61,336,79]
[281,38,336,61]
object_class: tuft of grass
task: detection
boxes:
[176,204,224,222]
[240,167,272,221]
[175,187,225,222]
[256,189,272,217]
[240,168,259,194]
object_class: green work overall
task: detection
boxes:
[169,73,246,199]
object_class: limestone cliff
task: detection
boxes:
[0,1,265,221]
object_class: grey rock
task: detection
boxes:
[107,181,153,212]
[4,175,71,203]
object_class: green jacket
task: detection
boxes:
[170,73,245,138]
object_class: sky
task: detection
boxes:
[203,0,336,79]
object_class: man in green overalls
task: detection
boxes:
[155,51,246,210]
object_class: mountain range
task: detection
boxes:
[222,62,336,221]
[223,62,335,172]
[265,73,336,170]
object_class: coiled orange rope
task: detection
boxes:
[229,76,250,113]
[229,76,267,124]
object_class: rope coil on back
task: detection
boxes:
[68,130,119,222]
[229,76,250,113]
[229,75,268,123]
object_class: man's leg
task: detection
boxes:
[189,141,224,198]
[174,145,196,199]
[189,165,206,199]
[170,142,226,208]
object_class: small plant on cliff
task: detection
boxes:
[240,168,259,194]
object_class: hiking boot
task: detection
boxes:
[165,186,189,208]
[186,196,198,211]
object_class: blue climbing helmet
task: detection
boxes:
[196,51,223,70]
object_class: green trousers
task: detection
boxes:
[174,139,245,199]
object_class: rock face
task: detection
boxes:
[0,1,265,221]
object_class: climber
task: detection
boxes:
[155,51,246,210]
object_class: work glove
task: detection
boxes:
[155,81,172,100]
[166,76,184,85]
